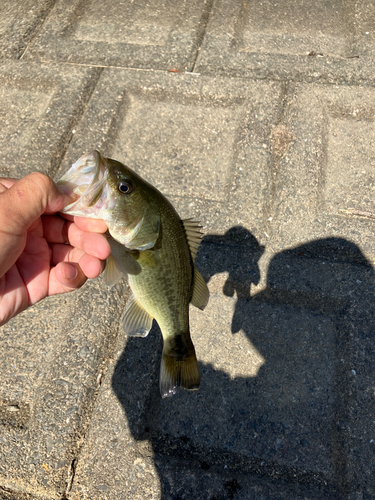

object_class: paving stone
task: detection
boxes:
[267,82,375,498]
[269,83,375,263]
[1,1,374,498]
[0,61,128,498]
[25,0,212,71]
[0,61,101,178]
[68,330,160,500]
[0,276,128,498]
[70,234,374,499]
[59,71,367,498]
[56,69,284,247]
[70,322,334,500]
[0,1,55,60]
[196,0,375,84]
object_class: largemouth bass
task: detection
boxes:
[58,151,209,397]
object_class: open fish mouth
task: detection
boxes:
[58,150,117,219]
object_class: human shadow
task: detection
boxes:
[112,227,374,499]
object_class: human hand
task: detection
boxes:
[0,172,111,326]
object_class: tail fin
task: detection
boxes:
[160,339,200,398]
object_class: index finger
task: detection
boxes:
[0,177,18,190]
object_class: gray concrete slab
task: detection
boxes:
[0,60,127,499]
[55,71,373,499]
[69,239,372,499]
[1,1,375,499]
[0,1,55,60]
[196,0,375,84]
[0,277,128,499]
[68,232,375,500]
[25,0,212,71]
[0,61,101,178]
[269,83,375,262]
[69,324,335,500]
[56,70,284,247]
[268,81,375,499]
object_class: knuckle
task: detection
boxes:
[28,172,54,192]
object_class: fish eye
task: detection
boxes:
[118,181,132,194]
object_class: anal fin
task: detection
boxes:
[122,298,153,337]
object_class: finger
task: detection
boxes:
[77,253,104,279]
[66,225,110,259]
[0,172,76,235]
[42,217,110,260]
[53,255,104,288]
[50,244,84,267]
[49,231,110,263]
[53,262,87,289]
[59,214,108,233]
[74,216,108,233]
[0,177,18,190]
[59,213,75,221]
[0,178,17,194]
[50,243,105,277]
[42,215,70,244]
[48,256,104,296]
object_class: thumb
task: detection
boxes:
[0,172,74,235]
[0,172,74,279]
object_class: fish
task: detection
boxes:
[58,150,209,397]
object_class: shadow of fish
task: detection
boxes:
[58,150,209,397]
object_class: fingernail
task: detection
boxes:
[56,182,79,203]
[62,264,78,280]
[56,182,71,196]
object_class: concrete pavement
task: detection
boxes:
[1,1,375,498]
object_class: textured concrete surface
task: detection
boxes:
[25,0,213,71]
[0,1,55,60]
[1,1,375,499]
[0,61,101,177]
[196,0,375,84]
[0,278,128,499]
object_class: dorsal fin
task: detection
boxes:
[182,218,204,261]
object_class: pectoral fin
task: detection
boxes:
[191,268,209,310]
[126,208,160,250]
[104,237,142,287]
[122,298,153,337]
[104,254,123,287]
[106,236,141,275]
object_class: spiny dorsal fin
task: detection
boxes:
[122,297,153,337]
[191,268,209,310]
[182,218,204,261]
